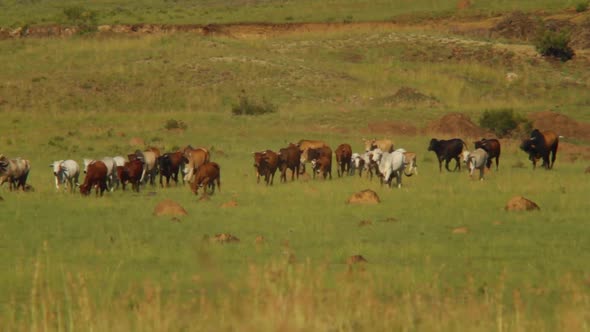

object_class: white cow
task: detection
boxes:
[50,160,80,192]
[465,148,489,180]
[372,148,408,188]
[135,150,158,186]
[0,155,31,191]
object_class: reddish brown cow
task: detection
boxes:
[302,146,332,179]
[311,155,332,180]
[80,161,108,196]
[278,144,301,183]
[190,162,221,196]
[116,159,144,192]
[474,138,501,170]
[182,146,210,183]
[335,143,352,177]
[158,151,184,187]
[253,150,279,186]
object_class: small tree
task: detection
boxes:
[479,109,530,138]
[535,30,575,62]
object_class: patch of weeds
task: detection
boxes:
[66,130,79,137]
[535,29,575,62]
[164,119,187,130]
[479,109,531,138]
[63,6,98,34]
[151,137,163,143]
[231,94,277,116]
[576,1,589,12]
[285,16,294,21]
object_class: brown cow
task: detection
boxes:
[182,146,210,182]
[253,150,279,186]
[335,143,352,177]
[474,138,501,170]
[190,162,221,196]
[520,129,559,170]
[296,139,327,174]
[80,160,108,196]
[363,138,394,152]
[311,155,332,180]
[278,144,301,183]
[158,151,184,187]
[301,146,332,179]
[116,159,144,192]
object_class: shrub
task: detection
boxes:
[164,119,187,130]
[535,30,575,62]
[479,109,531,138]
[231,95,277,116]
[63,6,98,34]
[576,1,589,12]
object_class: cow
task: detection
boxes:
[474,138,501,170]
[335,144,352,177]
[158,151,184,187]
[301,146,332,179]
[372,148,408,188]
[134,150,158,186]
[182,146,210,183]
[79,160,108,196]
[363,138,394,153]
[296,139,327,174]
[464,148,489,180]
[116,159,144,192]
[311,155,332,180]
[520,129,559,170]
[112,156,126,190]
[253,150,279,186]
[83,157,116,191]
[190,162,221,196]
[350,153,364,177]
[0,155,31,191]
[427,138,467,172]
[278,144,301,183]
[50,159,80,192]
[402,152,418,176]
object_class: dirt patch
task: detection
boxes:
[505,196,540,211]
[153,199,188,217]
[571,21,590,50]
[377,87,441,108]
[452,226,469,234]
[255,235,265,245]
[490,11,542,41]
[358,220,372,227]
[425,112,494,139]
[220,200,238,208]
[557,142,590,163]
[367,121,419,136]
[129,137,145,147]
[528,111,590,141]
[346,189,380,205]
[585,166,590,173]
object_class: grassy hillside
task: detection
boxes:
[1,11,590,331]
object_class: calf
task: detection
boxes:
[278,144,301,183]
[190,162,221,196]
[402,152,418,176]
[158,151,184,187]
[116,159,144,192]
[296,139,327,174]
[335,144,352,177]
[474,138,501,170]
[465,148,489,180]
[427,138,467,172]
[80,160,108,196]
[301,146,332,179]
[311,155,332,180]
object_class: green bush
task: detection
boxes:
[164,119,187,130]
[479,109,531,138]
[231,95,277,116]
[63,6,98,34]
[535,30,575,62]
[576,1,589,12]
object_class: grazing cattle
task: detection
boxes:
[464,148,489,180]
[79,160,108,196]
[427,138,467,172]
[278,144,301,183]
[402,152,418,176]
[253,150,279,186]
[182,146,210,183]
[158,151,184,187]
[474,138,501,170]
[134,150,158,186]
[350,153,365,177]
[296,139,327,174]
[190,162,221,196]
[0,155,31,191]
[116,159,144,192]
[335,144,352,177]
[363,138,394,152]
[373,149,407,188]
[112,156,126,190]
[50,159,80,192]
[84,157,116,191]
[520,129,559,170]
[311,155,332,179]
[301,146,332,178]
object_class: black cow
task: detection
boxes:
[520,129,559,170]
[427,138,467,172]
[158,151,184,187]
[474,138,501,170]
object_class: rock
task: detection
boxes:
[129,137,145,147]
[505,196,540,211]
[346,189,380,205]
[153,199,188,216]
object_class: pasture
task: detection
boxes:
[1,8,590,331]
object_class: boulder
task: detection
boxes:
[505,196,540,211]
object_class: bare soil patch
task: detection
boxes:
[346,189,380,205]
[425,112,494,139]
[490,11,542,41]
[528,111,590,141]
[153,199,188,217]
[505,196,540,211]
[367,121,419,136]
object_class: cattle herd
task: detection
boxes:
[0,129,561,196]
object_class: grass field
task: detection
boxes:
[1,4,590,331]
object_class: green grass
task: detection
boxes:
[1,22,590,330]
[0,0,581,27]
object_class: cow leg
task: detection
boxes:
[550,145,558,169]
[159,173,164,188]
[216,176,221,193]
[438,158,444,172]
